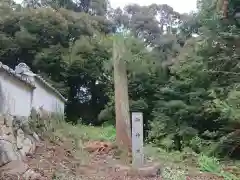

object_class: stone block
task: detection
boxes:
[1,125,12,136]
[0,139,19,167]
[0,149,11,167]
[4,114,13,127]
[16,129,25,150]
[20,137,33,156]
[0,124,16,144]
[2,134,15,143]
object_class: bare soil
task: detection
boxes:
[24,139,226,180]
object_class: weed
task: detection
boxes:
[197,154,238,180]
[198,154,221,173]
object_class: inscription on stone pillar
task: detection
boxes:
[131,112,144,168]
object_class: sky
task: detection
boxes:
[14,0,197,14]
[110,0,197,13]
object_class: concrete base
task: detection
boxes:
[115,163,161,177]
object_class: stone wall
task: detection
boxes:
[0,114,42,179]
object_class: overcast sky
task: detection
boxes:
[15,0,197,14]
[110,0,197,13]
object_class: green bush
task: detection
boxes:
[190,136,204,153]
[98,106,115,125]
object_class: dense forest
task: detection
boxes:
[1,0,240,159]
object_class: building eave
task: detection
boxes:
[0,62,36,88]
[35,75,68,102]
[0,61,67,103]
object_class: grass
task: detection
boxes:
[145,145,240,180]
[145,145,198,168]
[53,123,116,142]
[44,121,240,180]
[144,145,191,180]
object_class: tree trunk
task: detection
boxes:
[113,37,131,150]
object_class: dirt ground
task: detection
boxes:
[26,139,163,180]
[24,138,228,180]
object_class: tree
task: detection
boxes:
[148,0,240,156]
[2,0,240,159]
[111,4,182,46]
[112,34,131,149]
[0,0,112,124]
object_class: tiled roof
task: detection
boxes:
[0,62,35,88]
[0,61,67,102]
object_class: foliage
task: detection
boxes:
[146,0,240,159]
[198,154,238,180]
[1,0,240,162]
[198,154,222,174]
[0,0,112,125]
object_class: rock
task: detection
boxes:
[0,160,29,177]
[26,135,38,154]
[20,137,33,156]
[4,114,13,127]
[0,125,15,143]
[0,139,19,167]
[30,138,37,154]
[0,147,11,167]
[1,125,13,137]
[16,129,25,150]
[0,113,41,178]
[33,132,40,142]
[2,133,15,143]
[22,169,43,180]
[0,113,42,179]
[0,115,4,125]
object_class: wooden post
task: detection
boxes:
[113,36,131,150]
[131,112,144,168]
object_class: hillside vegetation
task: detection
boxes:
[1,0,240,178]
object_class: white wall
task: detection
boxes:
[32,79,64,115]
[0,71,33,116]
